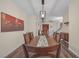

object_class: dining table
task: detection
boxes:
[26,35,59,47]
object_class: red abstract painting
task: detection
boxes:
[1,12,24,32]
[15,19,24,31]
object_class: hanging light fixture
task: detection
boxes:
[40,0,46,22]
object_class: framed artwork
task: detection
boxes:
[1,12,24,32]
[15,19,24,31]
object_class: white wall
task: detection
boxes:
[27,16,38,36]
[0,0,28,57]
[59,14,69,33]
[69,0,79,57]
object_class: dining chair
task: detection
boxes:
[53,33,61,43]
[23,44,61,58]
[28,32,34,41]
[23,33,30,44]
[23,32,33,44]
[60,32,69,42]
[23,32,38,44]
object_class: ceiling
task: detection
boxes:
[12,0,69,17]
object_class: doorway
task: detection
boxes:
[42,24,49,36]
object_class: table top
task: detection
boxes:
[37,35,48,47]
[27,35,59,47]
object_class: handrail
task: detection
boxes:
[53,23,63,34]
[48,23,63,35]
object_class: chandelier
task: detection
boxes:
[40,0,46,22]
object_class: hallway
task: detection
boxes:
[0,0,79,58]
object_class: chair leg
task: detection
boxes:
[22,44,29,58]
[56,44,61,58]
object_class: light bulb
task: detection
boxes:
[42,14,44,18]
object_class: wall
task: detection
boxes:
[27,16,38,36]
[0,0,28,57]
[58,13,69,33]
[69,0,79,57]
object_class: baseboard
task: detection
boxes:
[69,47,79,58]
[6,44,26,58]
[62,44,78,58]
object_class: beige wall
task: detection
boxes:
[69,0,79,57]
[0,0,28,57]
[58,13,69,33]
[27,16,38,36]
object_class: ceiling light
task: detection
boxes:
[40,11,46,18]
[40,0,46,22]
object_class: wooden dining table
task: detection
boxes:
[26,35,59,48]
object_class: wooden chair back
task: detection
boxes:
[60,32,69,42]
[23,32,34,44]
[23,33,30,44]
[23,44,61,58]
[28,32,34,41]
[53,33,61,42]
